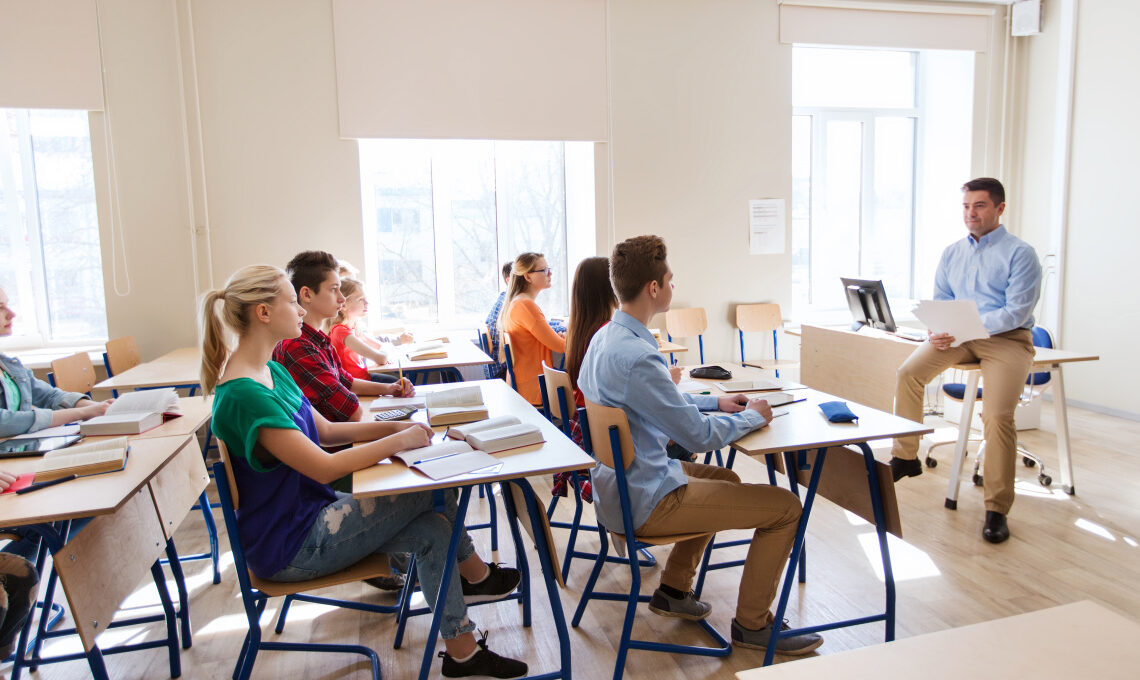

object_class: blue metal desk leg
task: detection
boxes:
[417,487,474,680]
[765,447,828,667]
[150,561,182,678]
[858,441,896,641]
[163,539,193,648]
[502,479,573,679]
[783,450,809,584]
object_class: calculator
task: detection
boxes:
[373,406,418,422]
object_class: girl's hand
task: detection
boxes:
[0,470,17,492]
[395,424,431,451]
[399,331,414,344]
[81,399,114,420]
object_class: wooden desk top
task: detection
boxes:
[353,379,594,498]
[0,434,193,527]
[370,340,493,373]
[94,347,201,391]
[657,339,689,353]
[736,600,1140,680]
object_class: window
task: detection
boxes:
[791,46,974,315]
[0,109,107,345]
[358,140,595,327]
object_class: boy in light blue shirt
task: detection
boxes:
[578,235,821,655]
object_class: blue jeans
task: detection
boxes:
[269,489,477,640]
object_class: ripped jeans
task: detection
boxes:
[269,489,478,640]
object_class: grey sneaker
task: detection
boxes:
[731,618,823,655]
[648,587,712,621]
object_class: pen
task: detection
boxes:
[16,474,78,494]
[412,450,467,467]
[700,391,711,395]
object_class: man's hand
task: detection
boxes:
[669,365,682,385]
[718,394,748,413]
[385,379,415,398]
[746,397,774,424]
[929,332,955,351]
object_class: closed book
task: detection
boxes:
[446,416,522,440]
[465,423,544,454]
[80,411,163,436]
[34,437,129,483]
[426,386,487,426]
[393,440,500,480]
[406,341,447,361]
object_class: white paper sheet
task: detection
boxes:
[911,299,990,347]
[748,199,786,255]
[676,380,710,393]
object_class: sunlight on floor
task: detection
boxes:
[1074,518,1115,542]
[857,532,941,582]
[1013,479,1070,500]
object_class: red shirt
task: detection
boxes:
[272,323,359,422]
[328,323,370,381]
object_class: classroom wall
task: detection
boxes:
[1009,0,1139,417]
[607,0,792,362]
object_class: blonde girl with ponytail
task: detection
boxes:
[202,265,528,677]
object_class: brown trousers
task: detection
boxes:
[891,329,1034,514]
[636,461,801,629]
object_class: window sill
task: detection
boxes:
[6,344,106,371]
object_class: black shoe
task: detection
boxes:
[982,511,1010,544]
[890,456,923,482]
[461,563,521,604]
[439,630,528,679]
[363,572,406,592]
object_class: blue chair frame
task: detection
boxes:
[571,405,730,680]
[213,461,408,680]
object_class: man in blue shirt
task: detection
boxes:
[578,235,822,655]
[890,178,1042,544]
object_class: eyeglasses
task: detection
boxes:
[531,268,553,276]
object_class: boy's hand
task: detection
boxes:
[717,394,748,412]
[385,379,415,398]
[746,397,774,424]
[669,365,682,384]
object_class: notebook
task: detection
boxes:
[392,440,500,480]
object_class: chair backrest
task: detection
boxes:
[581,398,636,471]
[503,332,519,390]
[478,324,493,356]
[541,362,575,436]
[215,438,241,510]
[50,352,95,395]
[665,307,707,339]
[103,336,141,377]
[735,303,783,334]
[1028,325,1054,387]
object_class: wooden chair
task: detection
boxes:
[571,400,730,679]
[665,307,708,363]
[213,441,408,680]
[503,331,519,391]
[735,303,798,377]
[538,368,656,583]
[47,353,95,395]
[102,336,141,377]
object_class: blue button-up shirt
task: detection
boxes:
[934,225,1042,335]
[0,353,87,437]
[578,311,767,531]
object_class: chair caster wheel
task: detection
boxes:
[1022,456,1036,467]
[1039,474,1052,487]
[925,457,937,468]
[972,474,984,487]
[1063,484,1075,495]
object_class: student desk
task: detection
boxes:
[354,379,594,680]
[369,340,493,383]
[0,434,200,680]
[796,324,1099,505]
[735,600,1140,680]
[93,347,201,394]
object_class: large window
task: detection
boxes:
[792,46,974,315]
[0,109,107,345]
[358,140,594,327]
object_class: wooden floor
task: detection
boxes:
[12,402,1140,679]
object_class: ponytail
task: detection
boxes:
[199,290,229,395]
[496,252,544,362]
[198,265,288,394]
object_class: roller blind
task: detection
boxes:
[779,0,994,53]
[332,0,608,141]
[0,0,104,110]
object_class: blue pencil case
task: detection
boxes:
[819,400,858,423]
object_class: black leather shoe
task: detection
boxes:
[982,511,1010,543]
[890,456,923,482]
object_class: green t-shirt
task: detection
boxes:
[0,370,20,411]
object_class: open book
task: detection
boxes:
[716,378,806,393]
[406,340,447,361]
[445,416,544,453]
[79,388,182,436]
[426,386,489,426]
[392,440,500,480]
[34,436,129,483]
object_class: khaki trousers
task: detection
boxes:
[636,461,801,629]
[891,329,1034,514]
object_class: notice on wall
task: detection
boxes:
[748,199,786,255]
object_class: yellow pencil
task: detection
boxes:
[397,359,404,394]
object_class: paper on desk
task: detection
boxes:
[368,396,427,410]
[676,380,709,393]
[912,300,990,347]
[9,424,81,440]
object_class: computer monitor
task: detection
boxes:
[841,277,897,333]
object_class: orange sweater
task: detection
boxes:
[504,297,565,405]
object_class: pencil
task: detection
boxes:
[397,358,404,395]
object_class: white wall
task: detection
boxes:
[608,0,792,363]
[1009,0,1139,416]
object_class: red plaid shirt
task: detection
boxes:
[272,323,359,422]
